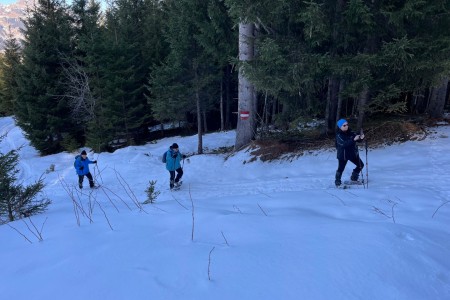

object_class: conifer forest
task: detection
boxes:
[0,0,449,154]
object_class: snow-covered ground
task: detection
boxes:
[1,116,449,300]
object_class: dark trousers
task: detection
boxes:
[169,167,183,183]
[337,157,364,174]
[79,172,94,187]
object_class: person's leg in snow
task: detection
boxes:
[169,170,176,189]
[174,167,183,187]
[78,175,84,189]
[349,157,364,181]
[86,172,95,188]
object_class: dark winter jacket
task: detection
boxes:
[335,128,362,161]
[74,156,95,175]
[165,148,183,171]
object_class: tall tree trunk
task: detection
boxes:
[426,78,448,118]
[203,111,208,133]
[325,0,346,135]
[357,86,369,131]
[220,78,224,131]
[235,22,256,150]
[336,80,345,121]
[196,89,203,154]
[325,76,340,134]
[193,63,203,154]
[225,65,232,130]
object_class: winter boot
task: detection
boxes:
[350,170,359,182]
[170,180,175,189]
[335,171,342,187]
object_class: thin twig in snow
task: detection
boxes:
[432,201,450,218]
[208,246,216,281]
[5,222,32,244]
[325,191,346,206]
[391,203,397,224]
[189,184,195,241]
[221,231,229,246]
[172,194,188,210]
[257,203,268,216]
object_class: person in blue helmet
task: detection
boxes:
[74,150,97,189]
[335,119,365,186]
[165,143,186,189]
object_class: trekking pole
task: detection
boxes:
[365,138,369,188]
[358,128,366,189]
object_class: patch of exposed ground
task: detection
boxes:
[247,119,444,162]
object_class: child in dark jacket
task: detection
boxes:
[74,150,97,189]
[335,119,365,186]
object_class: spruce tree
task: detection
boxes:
[150,0,235,152]
[0,138,50,222]
[0,32,21,116]
[15,0,78,154]
[92,0,152,148]
[69,0,106,150]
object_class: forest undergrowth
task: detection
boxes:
[248,116,447,162]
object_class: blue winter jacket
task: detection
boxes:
[165,148,183,171]
[75,156,95,175]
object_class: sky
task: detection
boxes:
[0,116,450,300]
[0,0,17,4]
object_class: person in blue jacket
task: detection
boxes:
[74,150,97,189]
[335,119,365,186]
[165,143,186,189]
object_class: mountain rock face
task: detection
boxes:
[0,0,28,50]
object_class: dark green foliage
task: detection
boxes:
[0,33,21,116]
[149,0,236,131]
[0,138,51,223]
[143,180,160,204]
[14,0,79,154]
[2,0,448,152]
[228,0,450,129]
[89,0,153,148]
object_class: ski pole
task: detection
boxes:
[358,128,366,189]
[365,138,369,188]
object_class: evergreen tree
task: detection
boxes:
[0,32,21,116]
[69,0,105,150]
[15,0,77,154]
[0,137,50,222]
[93,0,152,148]
[150,0,233,153]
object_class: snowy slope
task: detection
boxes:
[0,116,449,300]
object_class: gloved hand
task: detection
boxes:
[93,160,97,164]
[182,155,187,159]
[80,166,84,171]
[354,135,360,141]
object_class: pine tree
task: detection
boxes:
[92,0,152,148]
[15,0,78,154]
[0,138,50,222]
[150,0,232,153]
[69,0,105,150]
[0,32,21,116]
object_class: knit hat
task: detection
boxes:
[337,119,347,128]
[81,150,87,155]
[171,143,179,149]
